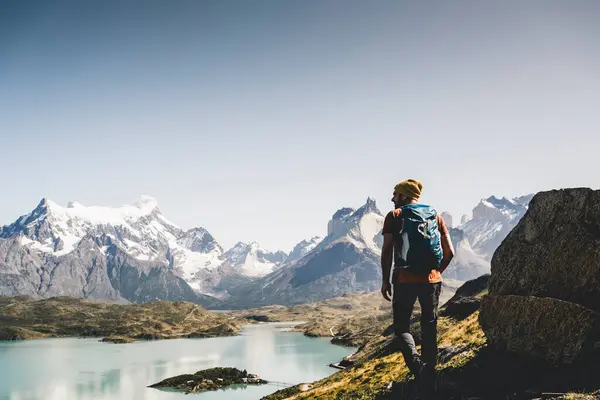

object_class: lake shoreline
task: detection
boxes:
[0,320,321,344]
[0,296,247,343]
[0,319,357,400]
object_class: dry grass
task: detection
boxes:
[559,391,600,400]
[263,312,485,400]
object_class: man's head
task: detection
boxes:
[392,179,423,208]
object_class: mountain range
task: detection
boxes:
[0,193,532,308]
[442,194,533,281]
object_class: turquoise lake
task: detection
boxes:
[0,322,356,400]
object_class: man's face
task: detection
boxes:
[392,191,408,208]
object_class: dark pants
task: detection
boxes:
[392,282,442,374]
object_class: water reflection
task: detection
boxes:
[0,323,355,400]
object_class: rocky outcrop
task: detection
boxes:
[480,188,600,365]
[100,336,135,344]
[149,367,267,394]
[480,295,600,365]
[441,274,489,320]
[489,189,600,307]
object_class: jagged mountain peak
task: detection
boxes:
[231,198,386,307]
[331,197,381,223]
[484,195,519,209]
[221,241,287,277]
[332,207,355,220]
[460,192,534,264]
[299,236,322,246]
[36,197,51,209]
[2,196,196,260]
[21,197,65,222]
[224,241,284,258]
[285,236,323,264]
[226,241,258,253]
[355,197,382,217]
[22,195,168,227]
[178,227,222,254]
[225,241,249,257]
[481,194,532,208]
[472,194,533,223]
[0,194,292,304]
[323,199,385,255]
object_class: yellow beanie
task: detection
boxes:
[394,179,423,200]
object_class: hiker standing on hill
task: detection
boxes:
[380,179,455,395]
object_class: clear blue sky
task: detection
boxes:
[1,1,599,251]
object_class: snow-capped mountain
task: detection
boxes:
[223,198,385,308]
[460,194,533,260]
[2,196,223,278]
[1,192,535,308]
[284,236,322,264]
[185,241,288,300]
[443,194,534,281]
[221,242,287,277]
[321,197,384,253]
[443,228,490,281]
[223,193,535,308]
[0,196,287,304]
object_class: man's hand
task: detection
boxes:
[381,281,392,301]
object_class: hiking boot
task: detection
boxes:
[409,355,425,377]
[416,364,436,400]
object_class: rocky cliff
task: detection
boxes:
[480,188,600,366]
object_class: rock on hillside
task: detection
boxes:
[440,274,489,320]
[149,367,267,394]
[480,188,600,365]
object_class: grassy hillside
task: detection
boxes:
[0,296,246,342]
[262,277,600,400]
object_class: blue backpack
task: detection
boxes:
[393,204,443,275]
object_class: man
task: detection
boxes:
[380,179,455,393]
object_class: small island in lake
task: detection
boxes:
[149,367,267,394]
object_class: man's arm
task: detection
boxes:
[381,233,393,284]
[437,216,455,273]
[380,212,395,301]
